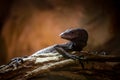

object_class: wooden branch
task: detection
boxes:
[83,56,120,62]
[54,47,120,62]
[0,51,120,80]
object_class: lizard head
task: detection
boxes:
[60,28,88,43]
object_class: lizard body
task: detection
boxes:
[32,28,88,60]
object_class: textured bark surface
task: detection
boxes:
[0,51,120,80]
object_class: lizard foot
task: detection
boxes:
[77,55,87,69]
[8,57,24,70]
[54,46,86,69]
[0,57,25,73]
[54,46,79,60]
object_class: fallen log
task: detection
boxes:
[0,51,120,80]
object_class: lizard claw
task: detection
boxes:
[66,54,86,69]
[79,61,85,69]
[54,46,86,69]
[78,55,87,69]
[0,57,25,73]
[54,46,79,60]
[68,55,80,60]
[7,57,24,70]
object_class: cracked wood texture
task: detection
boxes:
[0,51,120,80]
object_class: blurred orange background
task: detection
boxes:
[0,0,120,64]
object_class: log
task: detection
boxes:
[0,51,120,80]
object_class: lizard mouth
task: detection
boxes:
[59,32,76,40]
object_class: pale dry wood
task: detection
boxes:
[0,51,120,80]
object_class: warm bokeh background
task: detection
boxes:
[0,0,120,65]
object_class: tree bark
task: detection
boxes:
[0,51,120,80]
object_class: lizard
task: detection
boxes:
[0,28,88,71]
[32,28,88,56]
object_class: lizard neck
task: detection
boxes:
[70,39,87,51]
